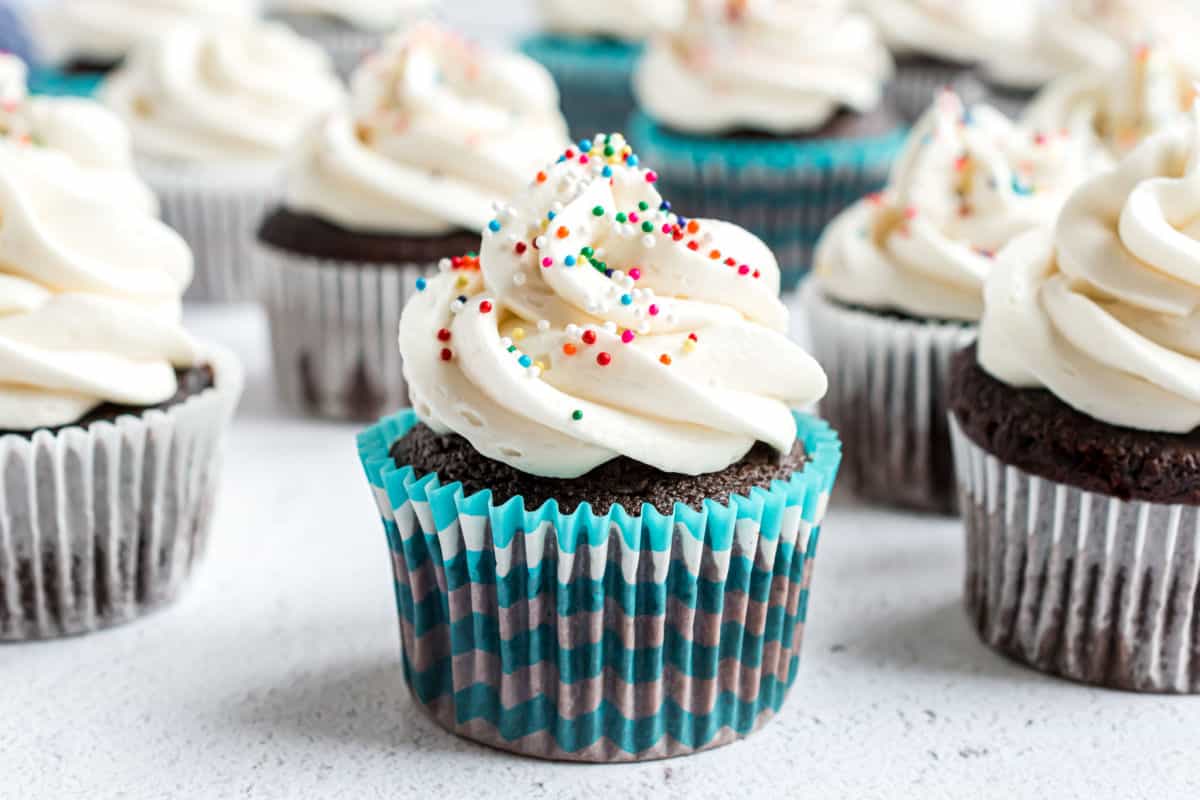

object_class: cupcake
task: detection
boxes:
[27,0,253,97]
[0,133,243,641]
[630,0,904,289]
[861,0,1039,121]
[267,0,436,78]
[357,133,840,760]
[257,23,568,421]
[0,4,33,65]
[520,0,684,141]
[1025,43,1200,163]
[101,21,344,302]
[949,104,1200,692]
[805,92,1094,513]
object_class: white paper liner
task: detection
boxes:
[0,344,244,640]
[950,415,1200,693]
[258,243,428,421]
[801,279,975,513]
[139,158,282,304]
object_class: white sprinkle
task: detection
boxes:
[513,273,527,286]
[450,300,465,313]
[642,235,656,248]
[639,322,651,334]
[551,201,564,213]
[603,321,617,334]
[527,366,542,379]
[499,337,512,348]
[534,235,548,249]
[632,289,644,300]
[633,307,645,318]
[611,270,625,282]
[438,258,452,272]
[537,319,550,332]
[586,300,600,313]
[506,233,519,244]
[566,323,580,338]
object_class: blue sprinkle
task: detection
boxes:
[602,166,612,177]
[579,138,592,151]
[627,154,639,167]
[456,295,467,304]
[659,200,671,211]
[564,255,577,267]
[604,269,614,278]
[557,155,566,163]
[677,215,689,227]
[518,355,533,368]
[548,210,557,220]
[415,277,428,291]
[620,294,633,306]
[1010,175,1032,196]
[487,220,501,232]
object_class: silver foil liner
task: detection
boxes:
[258,244,426,421]
[0,344,244,641]
[140,159,282,304]
[267,12,383,79]
[801,279,975,513]
[951,415,1200,694]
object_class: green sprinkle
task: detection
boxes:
[638,201,649,211]
[571,410,584,421]
[615,212,628,223]
[603,145,615,157]
[641,221,654,233]
[592,205,605,217]
[581,246,594,257]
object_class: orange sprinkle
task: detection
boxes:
[686,220,700,234]
[660,354,672,366]
[536,171,547,183]
[709,250,721,260]
[563,343,577,356]
[556,226,569,239]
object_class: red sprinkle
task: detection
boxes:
[440,348,453,362]
[541,257,553,268]
[724,257,736,266]
[436,328,451,342]
[596,352,612,366]
[515,241,528,255]
[621,330,635,344]
[629,268,642,280]
[479,300,493,313]
[688,333,699,342]
[581,330,598,345]
[687,241,700,251]
[648,304,660,316]
[753,270,761,279]
[738,265,750,276]
[645,171,658,183]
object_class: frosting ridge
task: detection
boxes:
[538,0,685,42]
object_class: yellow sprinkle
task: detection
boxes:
[512,327,526,341]
[456,275,469,288]
[682,339,697,354]
[534,360,547,372]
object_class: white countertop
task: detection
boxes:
[3,304,1198,800]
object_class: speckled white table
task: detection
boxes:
[3,304,1199,800]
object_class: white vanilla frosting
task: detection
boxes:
[0,55,156,214]
[270,0,434,31]
[285,23,569,236]
[32,0,255,65]
[400,134,827,478]
[101,22,343,164]
[862,0,1034,66]
[979,106,1200,434]
[0,139,199,431]
[1025,44,1200,162]
[816,93,1097,321]
[539,0,686,42]
[635,0,892,135]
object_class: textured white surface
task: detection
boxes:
[2,304,1199,800]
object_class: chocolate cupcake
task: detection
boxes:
[804,92,1095,513]
[949,106,1200,691]
[630,0,905,289]
[358,133,841,760]
[100,21,344,302]
[257,23,569,421]
[0,133,242,641]
[267,0,436,78]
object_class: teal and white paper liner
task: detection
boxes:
[629,112,906,291]
[358,409,841,761]
[258,243,426,421]
[139,158,282,303]
[521,35,641,143]
[802,279,974,514]
[0,344,243,641]
[950,415,1200,694]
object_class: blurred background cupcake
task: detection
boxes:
[520,0,684,140]
[266,0,437,78]
[360,132,840,760]
[630,0,903,289]
[257,22,567,421]
[805,92,1096,512]
[101,20,343,303]
[26,0,254,97]
[950,106,1200,691]
[0,121,242,640]
[861,0,1039,121]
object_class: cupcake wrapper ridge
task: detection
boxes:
[358,409,841,761]
[802,280,975,513]
[258,244,427,421]
[630,112,904,290]
[888,61,976,122]
[521,35,641,143]
[0,344,243,641]
[268,12,384,79]
[951,415,1200,694]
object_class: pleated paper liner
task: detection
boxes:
[802,280,975,514]
[359,410,842,761]
[629,112,905,290]
[951,414,1200,694]
[268,12,384,79]
[0,344,243,641]
[258,244,428,421]
[139,158,282,303]
[887,60,976,122]
[520,35,642,143]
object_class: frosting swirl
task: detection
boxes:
[1025,44,1200,161]
[862,0,1033,66]
[101,22,344,164]
[634,0,892,135]
[0,139,198,431]
[32,0,254,65]
[286,23,569,236]
[400,134,827,478]
[538,0,685,42]
[816,93,1097,321]
[979,106,1200,433]
[0,55,156,215]
[269,0,434,31]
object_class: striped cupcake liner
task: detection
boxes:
[951,415,1200,693]
[888,60,975,121]
[257,243,427,422]
[359,409,842,761]
[520,35,641,143]
[629,113,905,290]
[139,159,282,304]
[268,12,383,79]
[0,344,243,641]
[801,279,975,514]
